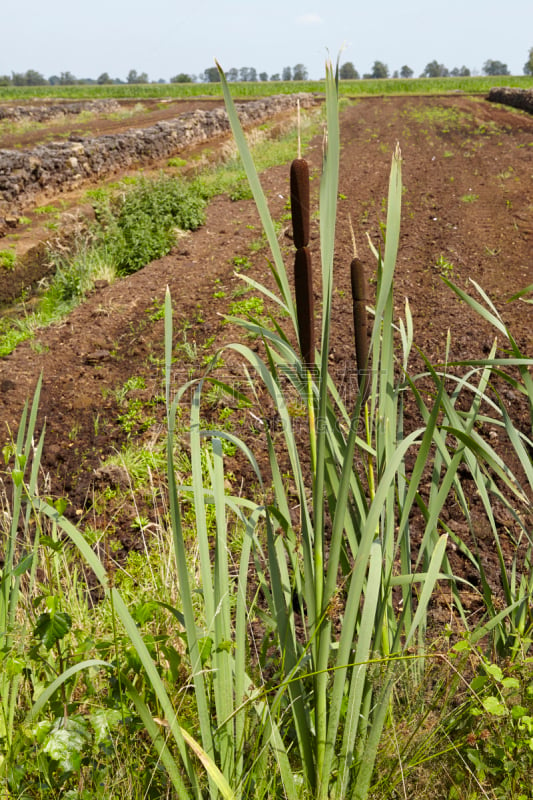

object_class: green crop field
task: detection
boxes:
[0,74,531,101]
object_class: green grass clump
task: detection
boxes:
[96,174,206,274]
[0,250,16,270]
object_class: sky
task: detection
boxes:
[2,0,532,82]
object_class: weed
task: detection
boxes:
[34,204,60,216]
[0,250,16,270]
[434,254,455,277]
[97,174,207,275]
[228,294,264,319]
[249,236,266,252]
[167,157,187,168]
[232,255,252,270]
[497,166,514,180]
[146,298,165,321]
[228,175,253,201]
[460,193,479,203]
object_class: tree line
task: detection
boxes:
[2,49,532,87]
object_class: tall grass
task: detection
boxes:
[2,57,532,799]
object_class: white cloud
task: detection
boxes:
[296,12,323,25]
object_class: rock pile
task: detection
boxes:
[487,87,533,114]
[0,94,319,217]
[0,99,121,123]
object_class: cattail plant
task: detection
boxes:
[350,253,370,404]
[290,111,314,368]
[17,57,533,800]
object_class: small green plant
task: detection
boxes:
[167,157,187,168]
[445,640,533,799]
[228,175,253,201]
[461,193,479,203]
[34,204,60,215]
[146,298,165,321]
[227,294,264,319]
[434,254,455,277]
[0,250,16,270]
[231,255,252,271]
[92,174,206,275]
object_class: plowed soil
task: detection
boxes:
[1,94,532,602]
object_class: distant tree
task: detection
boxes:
[126,69,148,84]
[282,66,292,81]
[170,73,193,83]
[339,62,359,79]
[369,60,389,79]
[59,71,77,85]
[97,72,112,84]
[226,68,239,82]
[483,59,510,76]
[27,70,48,85]
[392,70,399,78]
[524,46,533,75]
[248,67,257,82]
[0,75,11,86]
[259,71,268,82]
[400,65,414,78]
[12,69,47,86]
[48,75,60,85]
[293,63,308,80]
[202,67,220,82]
[450,65,471,77]
[270,73,280,81]
[421,60,449,78]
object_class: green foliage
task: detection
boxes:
[483,59,510,76]
[0,250,16,270]
[97,174,206,275]
[448,642,533,799]
[434,254,455,277]
[524,46,533,76]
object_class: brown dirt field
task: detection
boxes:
[0,94,532,605]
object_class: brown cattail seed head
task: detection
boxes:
[294,246,315,367]
[350,257,370,403]
[290,158,310,249]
